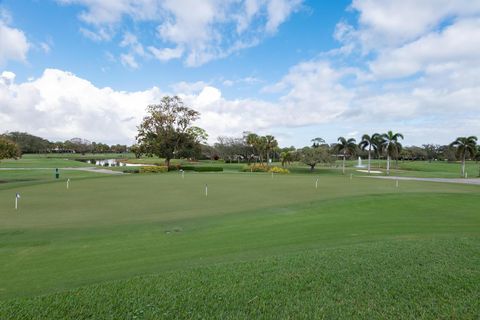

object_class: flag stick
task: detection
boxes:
[315,178,318,189]
[15,197,18,210]
[67,178,70,189]
[205,184,208,197]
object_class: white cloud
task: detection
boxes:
[120,53,139,69]
[346,0,480,50]
[148,46,184,62]
[57,0,304,66]
[0,16,30,66]
[0,69,162,143]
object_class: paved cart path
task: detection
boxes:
[364,175,480,185]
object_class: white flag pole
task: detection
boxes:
[315,178,318,189]
[205,184,208,197]
[396,179,399,188]
[182,170,184,179]
[67,178,70,189]
[15,197,18,210]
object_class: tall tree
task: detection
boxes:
[358,134,375,174]
[264,135,278,164]
[381,131,404,175]
[450,136,477,178]
[336,137,357,174]
[245,133,260,163]
[136,96,200,167]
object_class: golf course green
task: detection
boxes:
[0,159,479,319]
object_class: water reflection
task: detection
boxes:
[79,159,148,167]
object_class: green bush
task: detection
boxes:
[179,165,196,171]
[193,166,223,172]
[122,168,140,174]
[140,166,168,173]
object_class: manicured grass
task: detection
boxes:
[1,238,478,319]
[0,169,107,190]
[0,158,479,318]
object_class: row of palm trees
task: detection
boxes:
[336,131,404,175]
[336,133,478,177]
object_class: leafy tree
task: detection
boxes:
[129,144,143,159]
[336,137,357,174]
[450,136,477,177]
[299,146,331,171]
[136,96,201,167]
[381,131,404,175]
[0,137,21,160]
[2,132,51,153]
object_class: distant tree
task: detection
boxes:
[335,137,357,174]
[450,136,477,177]
[3,132,51,153]
[358,134,375,174]
[280,151,294,167]
[299,146,331,171]
[136,96,200,167]
[245,132,260,163]
[311,137,325,148]
[381,131,404,175]
[0,137,21,161]
[264,135,278,164]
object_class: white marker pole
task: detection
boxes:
[182,170,185,179]
[67,178,70,189]
[15,193,20,210]
[396,179,399,188]
[205,184,208,197]
[315,178,318,189]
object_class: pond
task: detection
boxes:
[76,159,151,167]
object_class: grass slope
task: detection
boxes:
[1,238,479,319]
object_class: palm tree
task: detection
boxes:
[264,135,278,165]
[371,133,384,169]
[358,134,375,174]
[246,133,259,163]
[450,136,477,178]
[381,131,404,175]
[336,137,357,174]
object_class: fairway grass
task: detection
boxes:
[0,172,479,318]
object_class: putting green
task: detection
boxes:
[0,172,479,318]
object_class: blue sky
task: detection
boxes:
[1,0,479,146]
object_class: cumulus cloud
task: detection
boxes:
[57,0,303,66]
[0,69,162,144]
[0,15,30,66]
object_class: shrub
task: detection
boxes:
[179,165,195,171]
[268,166,290,174]
[140,166,168,173]
[193,166,223,172]
[122,168,140,174]
[242,164,269,172]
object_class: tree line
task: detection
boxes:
[1,96,478,178]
